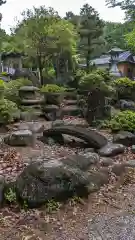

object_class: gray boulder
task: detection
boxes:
[113,131,135,147]
[98,143,125,157]
[4,130,33,146]
[15,156,109,208]
[15,159,91,207]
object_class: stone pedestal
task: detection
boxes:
[19,86,44,120]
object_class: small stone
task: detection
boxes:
[131,145,135,154]
[113,131,135,147]
[98,143,125,157]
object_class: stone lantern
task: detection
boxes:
[108,47,124,78]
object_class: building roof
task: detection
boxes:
[91,55,110,65]
[91,50,135,66]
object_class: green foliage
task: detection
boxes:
[46,200,61,213]
[4,78,32,104]
[103,21,133,51]
[79,4,104,69]
[42,67,56,80]
[0,80,5,99]
[4,188,17,203]
[0,99,19,123]
[0,79,5,89]
[79,72,107,90]
[94,69,112,82]
[125,27,135,51]
[105,0,135,20]
[113,77,135,100]
[0,72,9,76]
[41,84,66,93]
[109,110,135,132]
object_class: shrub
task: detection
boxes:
[42,67,55,79]
[4,78,32,104]
[79,73,112,95]
[0,99,20,124]
[108,110,135,132]
[41,84,66,93]
[0,80,6,99]
[113,77,135,100]
[94,69,112,82]
[0,72,9,76]
[79,73,103,89]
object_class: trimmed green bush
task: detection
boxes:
[94,69,112,82]
[0,99,20,124]
[4,78,32,104]
[79,73,104,89]
[79,73,113,95]
[113,77,135,100]
[108,110,135,132]
[41,84,66,93]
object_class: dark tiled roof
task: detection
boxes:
[91,55,110,65]
[118,51,131,62]
[91,51,135,66]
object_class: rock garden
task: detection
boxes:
[0,75,135,238]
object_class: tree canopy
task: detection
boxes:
[0,2,135,85]
[0,0,6,6]
[106,0,135,20]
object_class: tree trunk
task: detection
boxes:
[86,36,91,72]
[37,54,44,85]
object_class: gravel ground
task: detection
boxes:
[89,212,135,239]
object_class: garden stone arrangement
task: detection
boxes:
[1,82,135,212]
[1,117,135,209]
[43,89,81,121]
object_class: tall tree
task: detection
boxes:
[79,4,104,70]
[13,6,78,85]
[103,21,134,50]
[125,25,135,52]
[106,0,135,20]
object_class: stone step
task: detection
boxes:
[21,99,44,105]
